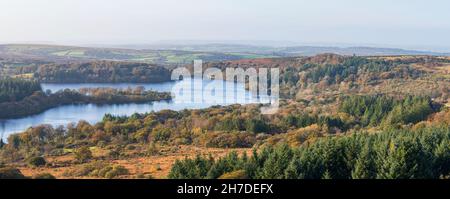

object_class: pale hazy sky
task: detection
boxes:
[1,0,450,51]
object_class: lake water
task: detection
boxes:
[0,79,271,140]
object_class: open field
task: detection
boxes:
[14,145,253,179]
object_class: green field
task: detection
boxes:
[0,44,277,65]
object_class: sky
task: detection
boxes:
[1,0,450,51]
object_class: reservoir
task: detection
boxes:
[0,79,271,140]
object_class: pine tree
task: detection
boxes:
[376,138,428,179]
[322,170,332,179]
[284,156,304,179]
[260,144,293,179]
[321,139,351,179]
[351,143,376,179]
[434,139,450,178]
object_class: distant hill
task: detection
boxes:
[278,46,449,56]
[0,44,448,67]
[117,43,449,56]
[0,44,270,65]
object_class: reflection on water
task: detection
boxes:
[0,79,271,140]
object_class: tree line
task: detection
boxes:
[33,61,172,83]
[339,95,437,127]
[0,87,171,119]
[0,78,41,103]
[168,126,450,179]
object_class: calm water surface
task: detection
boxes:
[0,79,270,140]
